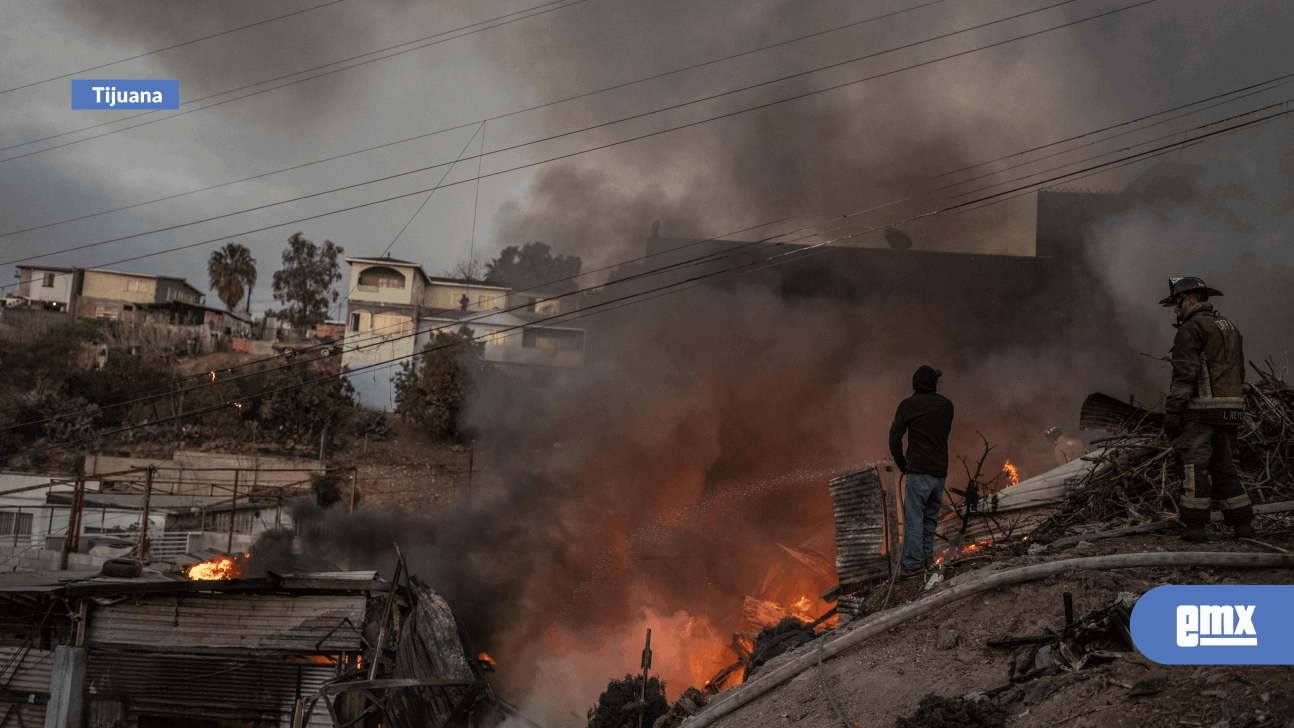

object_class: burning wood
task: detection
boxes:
[1002,459,1020,486]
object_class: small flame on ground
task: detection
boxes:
[1002,460,1020,486]
[478,652,496,668]
[209,371,216,382]
[187,556,237,580]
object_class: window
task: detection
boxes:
[372,313,412,337]
[358,266,406,291]
[0,511,33,539]
[349,311,371,333]
[127,279,143,293]
[95,307,118,321]
[521,328,583,351]
[42,273,55,288]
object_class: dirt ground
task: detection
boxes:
[332,417,475,513]
[705,512,1294,728]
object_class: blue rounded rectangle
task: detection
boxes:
[1131,585,1294,664]
[71,80,179,110]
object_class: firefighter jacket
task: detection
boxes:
[1167,302,1244,424]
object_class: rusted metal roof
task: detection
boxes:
[86,593,368,654]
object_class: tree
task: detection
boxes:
[208,242,258,312]
[271,233,344,326]
[393,326,485,441]
[485,242,581,291]
[443,255,487,283]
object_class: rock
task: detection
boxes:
[936,629,959,651]
[1073,540,1097,555]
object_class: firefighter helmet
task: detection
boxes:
[1158,277,1224,307]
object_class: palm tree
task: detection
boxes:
[207,243,257,312]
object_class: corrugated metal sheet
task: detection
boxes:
[86,651,335,727]
[829,466,890,585]
[87,593,367,654]
[0,646,53,727]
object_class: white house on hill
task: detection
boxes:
[340,256,586,410]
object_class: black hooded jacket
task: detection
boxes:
[888,366,954,477]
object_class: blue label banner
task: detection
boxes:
[72,80,179,110]
[1131,585,1294,664]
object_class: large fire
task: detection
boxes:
[187,556,238,580]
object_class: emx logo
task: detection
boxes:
[1177,604,1256,646]
[1132,585,1292,664]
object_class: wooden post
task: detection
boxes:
[12,508,19,547]
[73,600,88,648]
[639,629,653,728]
[137,467,153,563]
[60,478,85,570]
[349,470,357,513]
[367,547,405,681]
[227,470,239,554]
[888,471,902,575]
[276,489,283,528]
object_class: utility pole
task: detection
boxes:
[227,469,239,554]
[137,467,153,563]
[349,469,358,513]
[639,629,653,728]
[59,477,86,570]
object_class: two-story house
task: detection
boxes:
[14,265,205,321]
[340,256,586,410]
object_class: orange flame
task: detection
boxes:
[1002,460,1020,486]
[187,556,237,580]
[478,652,496,667]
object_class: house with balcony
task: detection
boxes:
[341,256,586,410]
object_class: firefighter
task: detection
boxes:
[1159,277,1254,543]
[1044,426,1085,467]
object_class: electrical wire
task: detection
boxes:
[8,78,1290,433]
[0,0,949,243]
[0,0,590,160]
[0,0,352,96]
[0,0,1164,296]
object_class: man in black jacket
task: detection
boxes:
[889,365,955,575]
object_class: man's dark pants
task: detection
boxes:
[1173,420,1253,528]
[901,474,944,572]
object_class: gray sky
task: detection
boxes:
[4,0,1293,320]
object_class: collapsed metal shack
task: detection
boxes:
[0,567,533,728]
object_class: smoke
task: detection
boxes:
[1085,131,1294,376]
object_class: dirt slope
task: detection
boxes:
[705,514,1294,728]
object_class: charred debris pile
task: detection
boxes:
[1044,360,1294,534]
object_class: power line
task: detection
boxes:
[0,0,590,161]
[7,45,1281,429]
[7,0,1252,431]
[0,0,948,242]
[2,0,1156,277]
[9,58,1287,437]
[0,0,352,96]
[9,94,1287,464]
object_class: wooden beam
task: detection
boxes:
[318,678,475,695]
